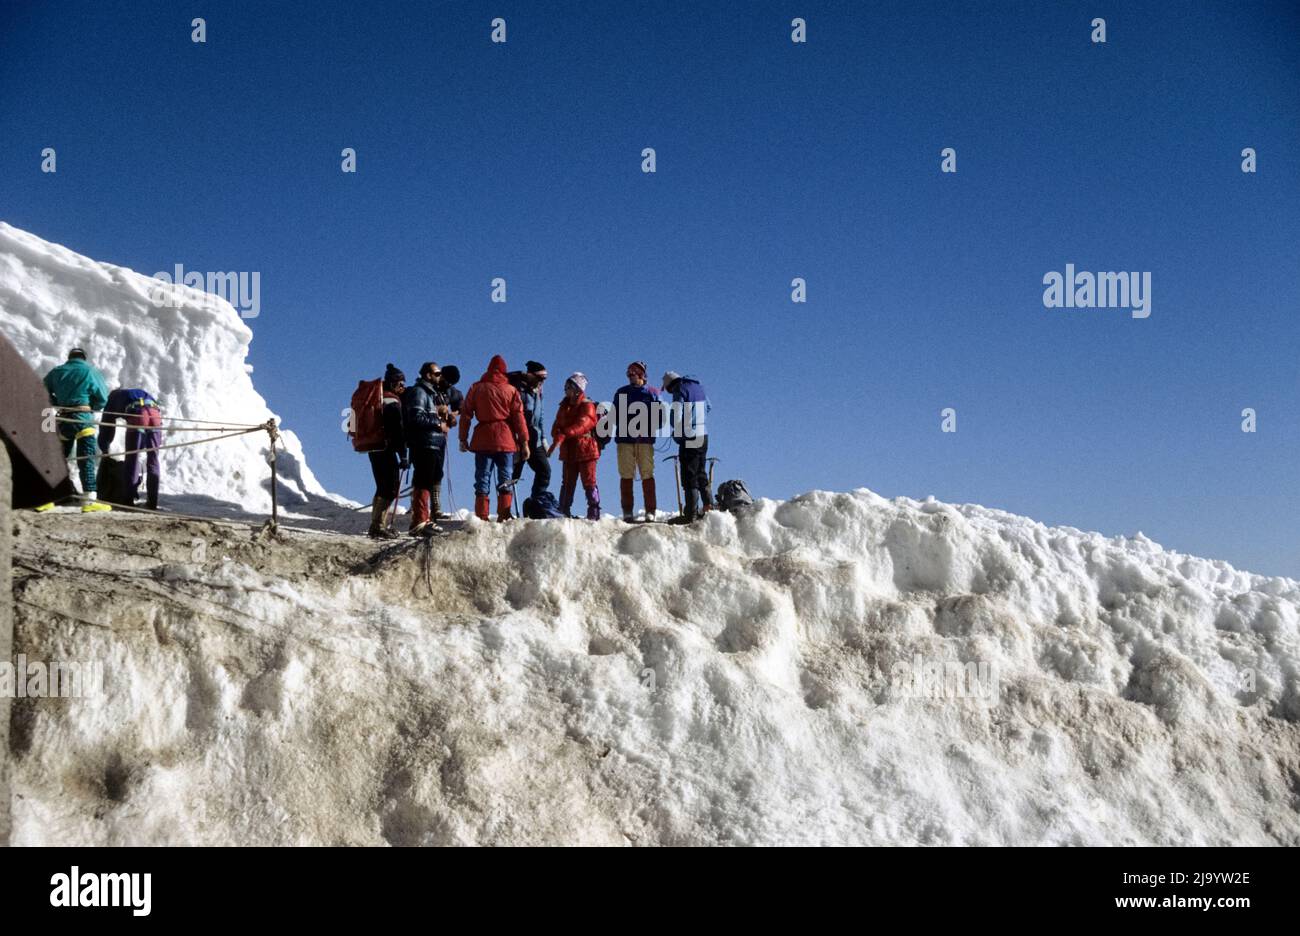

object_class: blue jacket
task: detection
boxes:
[100,387,159,450]
[668,376,710,443]
[612,383,661,444]
[520,385,545,447]
[402,379,462,449]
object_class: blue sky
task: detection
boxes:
[1,0,1297,575]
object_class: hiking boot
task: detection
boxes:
[408,520,432,537]
[368,495,393,538]
[34,502,56,512]
[82,501,113,513]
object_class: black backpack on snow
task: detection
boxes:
[716,479,753,511]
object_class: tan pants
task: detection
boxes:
[616,443,655,480]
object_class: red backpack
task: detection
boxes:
[349,379,386,452]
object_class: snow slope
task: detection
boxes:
[9,493,1299,845]
[0,222,334,513]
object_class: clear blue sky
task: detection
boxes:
[2,1,1297,575]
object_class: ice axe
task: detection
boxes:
[387,465,410,531]
[498,475,522,519]
[663,454,682,512]
[705,457,721,512]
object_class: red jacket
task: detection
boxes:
[550,392,600,462]
[459,355,528,453]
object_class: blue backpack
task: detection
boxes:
[523,491,566,519]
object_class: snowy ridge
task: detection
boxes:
[0,221,338,513]
[10,491,1299,845]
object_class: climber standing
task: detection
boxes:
[548,372,602,520]
[508,360,552,500]
[611,360,661,522]
[362,364,407,538]
[458,355,529,522]
[662,370,713,524]
[431,364,463,520]
[404,361,459,535]
[41,348,111,512]
[99,386,165,510]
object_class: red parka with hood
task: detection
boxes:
[550,390,600,462]
[459,355,529,453]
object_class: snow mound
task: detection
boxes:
[10,491,1299,845]
[0,221,336,513]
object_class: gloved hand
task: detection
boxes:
[547,435,561,457]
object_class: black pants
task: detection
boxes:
[410,439,446,491]
[511,436,552,498]
[368,449,401,500]
[678,436,713,517]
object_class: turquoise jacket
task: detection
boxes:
[43,358,110,411]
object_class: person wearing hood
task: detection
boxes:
[458,355,530,521]
[365,364,407,538]
[611,360,661,521]
[662,370,713,524]
[507,360,552,500]
[41,348,112,512]
[99,386,165,510]
[547,372,601,520]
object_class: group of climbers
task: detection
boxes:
[359,354,715,537]
[37,345,718,532]
[38,348,164,513]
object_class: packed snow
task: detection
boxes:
[0,221,336,514]
[9,493,1299,845]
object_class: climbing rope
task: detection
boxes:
[63,424,271,462]
[47,407,284,527]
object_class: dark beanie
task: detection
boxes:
[383,363,405,388]
[441,365,460,386]
[526,360,546,374]
[68,347,87,360]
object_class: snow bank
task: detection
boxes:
[0,222,334,513]
[10,492,1299,845]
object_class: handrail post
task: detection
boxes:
[265,420,279,530]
